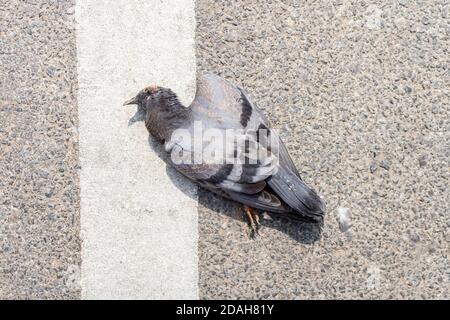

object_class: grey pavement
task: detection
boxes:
[0,1,80,299]
[195,0,449,299]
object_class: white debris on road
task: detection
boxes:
[337,207,351,232]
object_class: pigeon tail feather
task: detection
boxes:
[268,166,325,221]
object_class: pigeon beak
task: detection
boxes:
[123,96,138,106]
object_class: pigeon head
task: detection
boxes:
[124,85,189,140]
[123,85,163,109]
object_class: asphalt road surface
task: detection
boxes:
[0,0,448,299]
[0,0,81,299]
[195,0,449,299]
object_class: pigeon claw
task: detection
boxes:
[244,205,260,239]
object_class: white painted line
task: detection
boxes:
[75,0,198,299]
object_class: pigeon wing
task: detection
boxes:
[166,126,289,212]
[190,72,269,130]
[166,132,274,195]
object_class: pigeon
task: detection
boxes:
[124,72,325,236]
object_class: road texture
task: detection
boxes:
[0,0,448,300]
[195,0,449,299]
[0,1,81,299]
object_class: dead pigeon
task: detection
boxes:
[124,72,325,236]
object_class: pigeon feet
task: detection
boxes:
[244,205,260,238]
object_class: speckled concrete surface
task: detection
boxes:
[0,1,81,299]
[196,0,449,299]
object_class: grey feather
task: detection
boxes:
[268,166,325,219]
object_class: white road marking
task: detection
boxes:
[75,0,198,299]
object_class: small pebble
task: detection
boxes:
[46,67,57,77]
[370,162,378,173]
[44,187,54,198]
[409,233,420,242]
[419,154,428,167]
[349,63,360,74]
[380,160,391,170]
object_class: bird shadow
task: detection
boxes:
[129,110,322,244]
